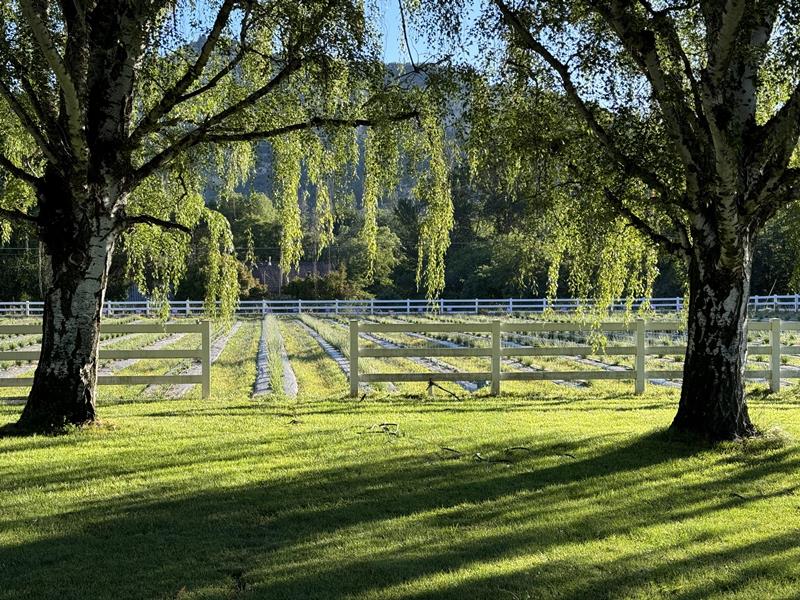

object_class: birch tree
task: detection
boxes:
[0,0,452,432]
[419,0,800,440]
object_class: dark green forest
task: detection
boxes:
[2,171,797,302]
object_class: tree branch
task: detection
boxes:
[0,40,57,132]
[751,83,800,188]
[202,111,420,143]
[122,214,192,234]
[701,0,746,88]
[0,205,39,224]
[750,167,800,226]
[397,0,418,72]
[0,152,41,187]
[130,58,303,186]
[0,75,58,163]
[493,0,674,202]
[593,0,705,201]
[19,0,83,156]
[129,0,238,146]
[602,187,687,256]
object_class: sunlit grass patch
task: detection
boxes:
[1,318,800,599]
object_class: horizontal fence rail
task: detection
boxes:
[2,294,800,316]
[349,318,796,396]
[0,321,212,397]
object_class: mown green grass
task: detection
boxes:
[2,318,800,599]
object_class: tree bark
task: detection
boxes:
[671,243,757,441]
[17,210,117,431]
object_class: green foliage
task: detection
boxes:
[461,78,658,314]
[283,266,369,300]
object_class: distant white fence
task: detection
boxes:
[0,321,212,397]
[349,318,798,396]
[1,294,799,316]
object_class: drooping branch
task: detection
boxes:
[203,111,420,143]
[493,0,674,204]
[129,0,238,146]
[0,76,58,163]
[0,204,39,224]
[130,58,303,186]
[121,214,192,234]
[397,0,419,72]
[0,152,41,187]
[602,187,687,256]
[19,0,83,156]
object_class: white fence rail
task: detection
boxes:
[0,321,212,397]
[1,294,800,317]
[349,318,797,396]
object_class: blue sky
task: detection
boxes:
[375,0,432,64]
[376,0,485,66]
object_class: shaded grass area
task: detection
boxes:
[2,320,800,599]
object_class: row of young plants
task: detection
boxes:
[296,314,470,395]
[263,316,286,396]
[0,318,234,403]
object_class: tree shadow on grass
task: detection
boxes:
[3,430,798,600]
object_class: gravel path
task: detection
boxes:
[97,333,186,376]
[253,319,297,397]
[155,321,242,398]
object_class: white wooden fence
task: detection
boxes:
[0,321,212,397]
[1,294,799,316]
[348,318,799,396]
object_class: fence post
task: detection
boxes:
[24,300,30,317]
[491,319,501,395]
[508,298,513,313]
[335,299,340,314]
[349,320,359,397]
[201,320,211,399]
[406,298,411,314]
[770,318,781,393]
[635,318,646,394]
[298,299,302,314]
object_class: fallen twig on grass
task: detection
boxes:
[441,447,462,455]
[473,452,513,464]
[504,446,534,454]
[427,379,461,400]
[360,422,401,436]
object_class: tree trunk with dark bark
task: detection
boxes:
[671,244,757,441]
[17,186,117,431]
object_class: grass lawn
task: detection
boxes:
[2,319,800,599]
